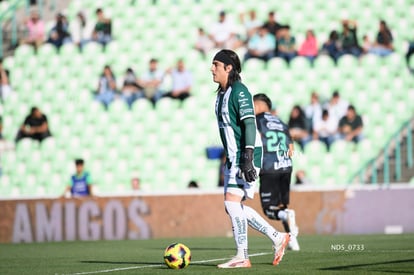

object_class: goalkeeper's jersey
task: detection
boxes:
[256,112,293,174]
[215,81,262,168]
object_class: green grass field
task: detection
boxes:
[0,234,413,275]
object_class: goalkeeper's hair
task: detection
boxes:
[214,49,241,92]
[253,93,272,111]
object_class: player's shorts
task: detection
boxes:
[223,165,260,200]
[259,172,291,208]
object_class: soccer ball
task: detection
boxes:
[163,243,191,269]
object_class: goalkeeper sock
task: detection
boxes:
[224,201,248,259]
[244,205,280,245]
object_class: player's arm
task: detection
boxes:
[240,117,257,182]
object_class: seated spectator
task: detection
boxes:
[369,20,394,57]
[95,65,117,109]
[313,109,337,151]
[70,10,94,50]
[139,58,165,107]
[303,91,322,133]
[295,170,312,185]
[194,27,214,58]
[321,30,342,63]
[120,67,143,109]
[288,105,310,150]
[298,29,318,64]
[208,10,241,50]
[20,9,45,51]
[163,59,192,103]
[263,11,283,39]
[131,177,141,191]
[0,59,12,102]
[277,25,297,64]
[46,12,71,49]
[239,9,262,42]
[405,36,414,72]
[323,91,349,126]
[361,34,373,54]
[338,105,363,143]
[92,8,112,46]
[243,25,275,63]
[187,180,199,188]
[64,159,94,198]
[340,19,362,57]
[15,106,52,143]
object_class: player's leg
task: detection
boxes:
[218,166,251,268]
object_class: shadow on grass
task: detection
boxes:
[320,258,414,272]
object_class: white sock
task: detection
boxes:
[224,201,248,259]
[277,209,288,222]
[244,205,280,245]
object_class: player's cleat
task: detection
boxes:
[286,209,299,237]
[288,234,300,251]
[217,257,251,268]
[272,233,290,266]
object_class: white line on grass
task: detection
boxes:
[62,252,271,275]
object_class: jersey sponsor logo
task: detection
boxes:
[266,121,284,131]
[274,159,292,170]
[238,97,249,107]
[240,108,253,116]
[238,91,245,98]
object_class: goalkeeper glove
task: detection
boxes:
[238,148,257,183]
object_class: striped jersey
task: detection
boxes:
[256,112,293,174]
[215,81,262,168]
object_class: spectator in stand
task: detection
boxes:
[369,20,394,57]
[321,30,342,63]
[15,106,52,143]
[288,105,310,150]
[295,170,311,185]
[277,25,297,64]
[263,11,283,38]
[163,59,192,103]
[131,177,141,191]
[70,11,94,50]
[239,9,262,42]
[340,19,361,57]
[187,180,199,188]
[338,105,364,143]
[303,91,322,133]
[323,91,349,126]
[405,36,414,72]
[298,29,318,64]
[95,65,117,109]
[92,8,112,46]
[139,58,165,107]
[243,25,275,63]
[0,59,12,102]
[20,9,45,51]
[361,34,373,54]
[208,10,241,50]
[46,12,71,49]
[120,67,143,109]
[194,27,214,58]
[312,109,337,151]
[64,159,94,198]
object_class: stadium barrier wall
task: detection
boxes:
[1,187,413,243]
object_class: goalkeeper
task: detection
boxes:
[211,49,290,269]
[253,93,300,251]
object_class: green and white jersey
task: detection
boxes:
[215,81,262,168]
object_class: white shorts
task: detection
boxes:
[223,165,260,200]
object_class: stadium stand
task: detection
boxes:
[0,0,413,197]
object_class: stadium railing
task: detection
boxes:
[351,118,414,185]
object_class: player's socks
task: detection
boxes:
[244,205,281,245]
[224,201,248,259]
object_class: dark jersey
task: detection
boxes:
[256,112,293,174]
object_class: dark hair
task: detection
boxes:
[253,93,272,110]
[213,49,241,92]
[75,159,84,165]
[348,105,355,112]
[322,109,329,117]
[30,106,39,115]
